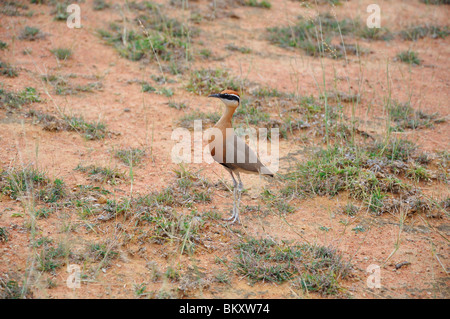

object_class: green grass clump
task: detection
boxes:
[114,147,146,166]
[16,87,41,104]
[37,243,70,272]
[233,237,349,295]
[63,115,108,140]
[225,44,252,54]
[136,4,197,39]
[39,178,66,203]
[142,82,156,92]
[19,26,43,40]
[0,41,8,50]
[186,69,241,95]
[51,47,72,60]
[296,0,341,4]
[342,203,359,216]
[235,98,270,125]
[368,139,417,162]
[420,0,450,4]
[0,169,65,203]
[0,1,29,17]
[267,13,356,44]
[97,4,195,63]
[0,279,21,299]
[93,0,109,10]
[158,87,174,97]
[400,25,449,41]
[168,101,187,110]
[244,0,271,8]
[267,14,395,58]
[0,227,9,242]
[406,164,431,182]
[0,61,18,77]
[135,166,211,211]
[34,207,55,219]
[396,50,421,65]
[1,166,48,199]
[142,209,204,254]
[75,164,125,184]
[51,1,70,21]
[267,13,357,58]
[261,189,295,214]
[281,141,416,213]
[252,87,284,98]
[176,110,221,129]
[89,242,119,263]
[388,101,440,131]
[98,26,181,62]
[358,27,393,41]
[42,74,103,95]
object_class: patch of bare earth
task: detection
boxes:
[0,0,448,299]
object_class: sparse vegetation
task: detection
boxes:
[0,227,9,242]
[358,26,393,41]
[267,13,359,58]
[186,69,241,95]
[28,109,108,140]
[97,4,195,65]
[420,0,450,4]
[168,101,187,110]
[19,26,44,40]
[51,1,71,21]
[267,13,397,59]
[279,139,438,215]
[225,44,252,54]
[42,73,103,95]
[114,147,146,166]
[0,0,448,300]
[177,110,221,129]
[34,207,54,219]
[1,166,48,200]
[39,178,66,203]
[244,0,271,8]
[93,0,109,10]
[0,1,30,17]
[400,25,449,41]
[75,164,125,184]
[51,47,73,60]
[37,243,70,272]
[233,237,349,295]
[396,50,421,65]
[388,101,440,131]
[63,115,108,140]
[0,61,18,77]
[158,87,174,97]
[89,241,118,264]
[142,82,156,92]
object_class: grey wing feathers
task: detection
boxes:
[223,135,273,176]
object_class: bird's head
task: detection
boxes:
[208,90,240,108]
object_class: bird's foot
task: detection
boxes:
[224,211,240,224]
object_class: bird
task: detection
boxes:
[208,89,274,224]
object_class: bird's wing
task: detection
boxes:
[223,133,270,174]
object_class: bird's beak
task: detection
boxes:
[208,93,221,98]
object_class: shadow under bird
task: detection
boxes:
[208,89,274,224]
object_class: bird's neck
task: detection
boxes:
[215,106,236,129]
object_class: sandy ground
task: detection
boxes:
[0,0,449,299]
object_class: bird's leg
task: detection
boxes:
[224,169,238,222]
[230,172,244,224]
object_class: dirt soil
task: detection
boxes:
[0,0,449,299]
